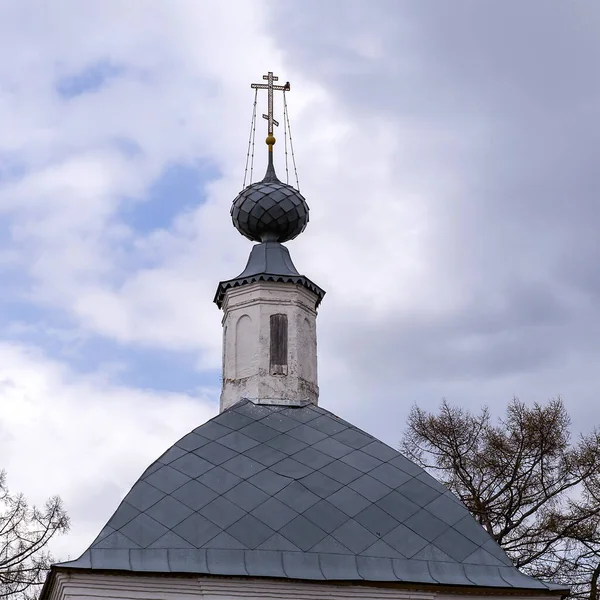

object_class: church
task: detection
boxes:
[40,73,567,600]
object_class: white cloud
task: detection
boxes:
[0,0,442,360]
[0,341,217,559]
[0,1,273,349]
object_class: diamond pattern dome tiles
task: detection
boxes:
[58,400,566,591]
[231,181,309,243]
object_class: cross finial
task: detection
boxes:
[251,71,290,150]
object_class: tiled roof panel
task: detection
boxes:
[57,400,566,591]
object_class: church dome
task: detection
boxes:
[57,399,563,592]
[231,159,309,243]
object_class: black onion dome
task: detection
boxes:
[231,156,309,243]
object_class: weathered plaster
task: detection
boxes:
[220,281,320,412]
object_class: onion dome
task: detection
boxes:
[231,154,309,243]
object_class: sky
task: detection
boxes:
[1,0,599,562]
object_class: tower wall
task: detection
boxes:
[220,280,319,412]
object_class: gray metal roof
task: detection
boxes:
[214,242,325,309]
[58,400,566,592]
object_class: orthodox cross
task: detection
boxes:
[251,71,290,138]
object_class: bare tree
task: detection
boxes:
[0,471,69,600]
[563,463,600,600]
[402,397,600,600]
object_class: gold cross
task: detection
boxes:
[251,71,290,140]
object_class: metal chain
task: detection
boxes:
[283,93,290,185]
[243,88,258,188]
[283,90,300,191]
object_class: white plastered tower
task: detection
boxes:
[215,234,324,412]
[219,279,319,411]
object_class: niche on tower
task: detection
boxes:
[270,313,288,375]
[235,314,253,378]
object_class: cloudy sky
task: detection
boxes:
[2,0,599,562]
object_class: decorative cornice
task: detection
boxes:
[215,273,325,309]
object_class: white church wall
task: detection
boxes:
[48,571,564,600]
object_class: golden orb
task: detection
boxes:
[266,134,276,146]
